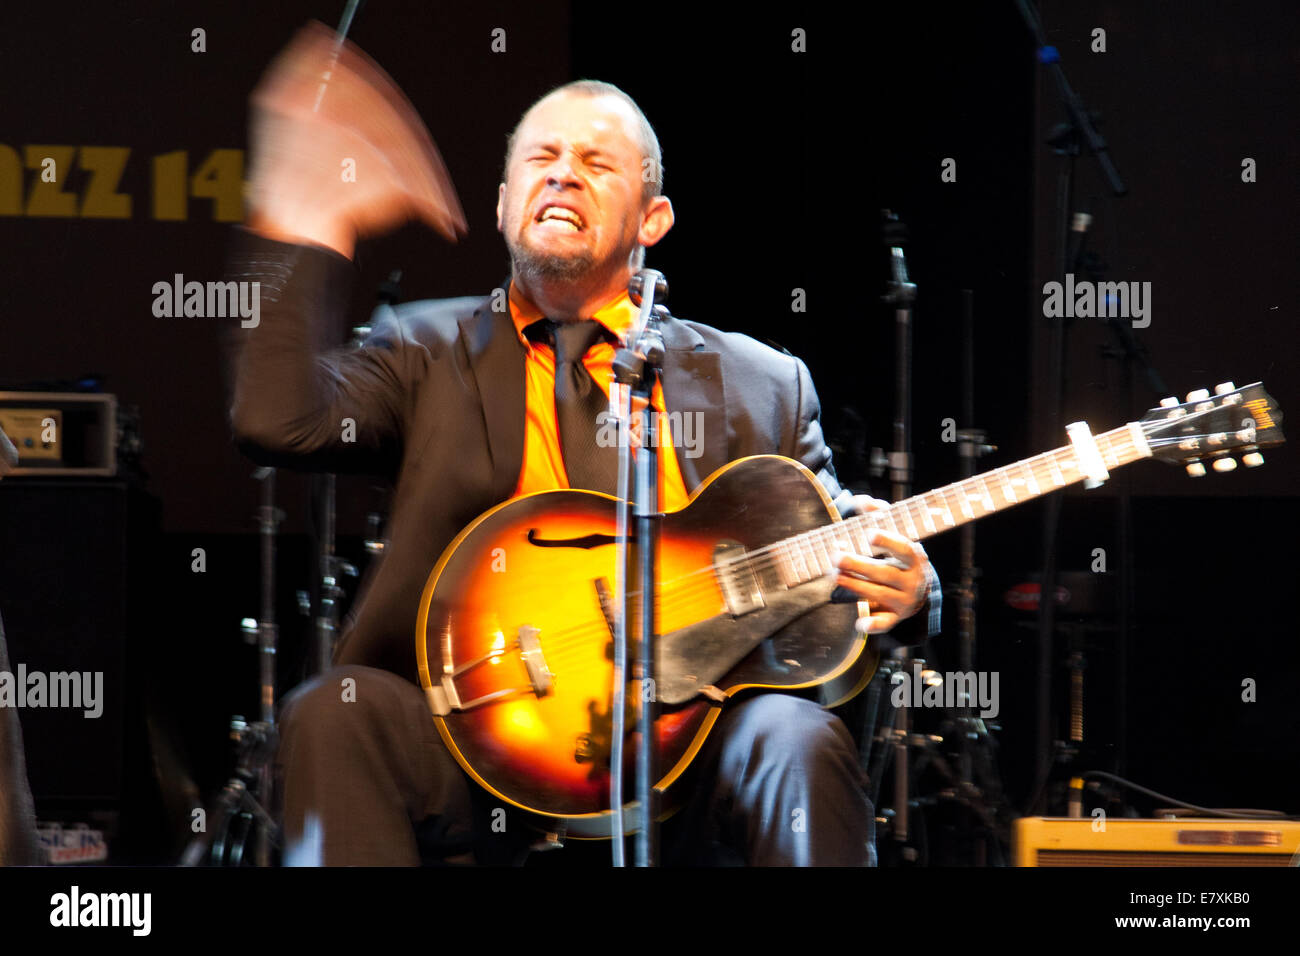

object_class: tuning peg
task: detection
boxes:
[1212,457,1237,473]
[1214,381,1237,395]
[1186,389,1210,402]
[1242,452,1265,467]
[1185,461,1206,477]
[1159,397,1180,408]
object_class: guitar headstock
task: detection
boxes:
[1138,381,1284,476]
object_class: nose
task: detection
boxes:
[545,153,582,189]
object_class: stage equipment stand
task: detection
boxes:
[180,467,282,865]
[1015,0,1131,815]
[878,210,919,861]
[608,270,669,866]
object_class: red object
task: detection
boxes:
[1005,582,1072,611]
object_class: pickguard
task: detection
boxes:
[656,576,837,704]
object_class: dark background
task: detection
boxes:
[0,0,1295,862]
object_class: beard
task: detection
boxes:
[506,229,598,285]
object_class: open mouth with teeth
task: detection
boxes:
[534,205,586,232]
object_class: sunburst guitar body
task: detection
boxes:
[415,455,869,836]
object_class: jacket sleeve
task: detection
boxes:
[225,230,425,478]
[790,355,855,516]
[790,355,941,643]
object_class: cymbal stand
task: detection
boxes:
[180,466,282,865]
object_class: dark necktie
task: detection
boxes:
[526,318,620,494]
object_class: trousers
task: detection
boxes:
[277,664,875,866]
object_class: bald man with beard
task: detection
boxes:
[229,24,938,866]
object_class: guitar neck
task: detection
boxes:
[770,423,1152,584]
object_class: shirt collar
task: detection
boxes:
[508,280,639,351]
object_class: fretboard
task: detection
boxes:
[766,423,1151,586]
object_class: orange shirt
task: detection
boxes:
[508,282,690,512]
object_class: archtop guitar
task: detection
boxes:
[415,382,1282,835]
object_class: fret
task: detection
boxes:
[790,538,810,582]
[898,504,919,541]
[1048,455,1065,487]
[810,533,831,576]
[956,480,976,520]
[938,487,957,527]
[830,525,853,555]
[919,500,937,534]
[1102,434,1122,468]
[775,541,796,588]
[1001,472,1018,504]
[850,518,872,555]
[822,527,841,568]
[824,529,843,566]
[882,510,904,540]
[977,477,996,511]
[1020,459,1041,496]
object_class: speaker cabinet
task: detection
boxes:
[0,479,156,805]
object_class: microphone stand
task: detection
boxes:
[880,211,918,861]
[1090,248,1165,786]
[1015,0,1128,815]
[609,269,668,867]
[948,289,1010,863]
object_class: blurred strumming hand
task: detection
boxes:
[246,21,466,258]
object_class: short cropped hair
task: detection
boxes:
[503,80,664,205]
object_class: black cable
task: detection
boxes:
[1081,771,1297,820]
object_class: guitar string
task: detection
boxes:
[475,425,1220,670]
[525,427,1215,668]
[509,428,1154,663]
[444,413,1259,690]
[440,414,1234,670]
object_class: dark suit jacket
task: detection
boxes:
[228,232,932,684]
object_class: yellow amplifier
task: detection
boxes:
[1014,816,1300,866]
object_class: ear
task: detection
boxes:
[496,183,506,232]
[637,195,674,249]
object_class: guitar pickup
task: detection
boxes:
[713,541,766,616]
[593,577,617,643]
[433,622,553,713]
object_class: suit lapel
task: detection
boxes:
[457,302,526,502]
[456,305,728,499]
[659,317,726,492]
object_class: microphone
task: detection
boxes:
[627,269,667,306]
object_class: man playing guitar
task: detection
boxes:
[230,24,937,866]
